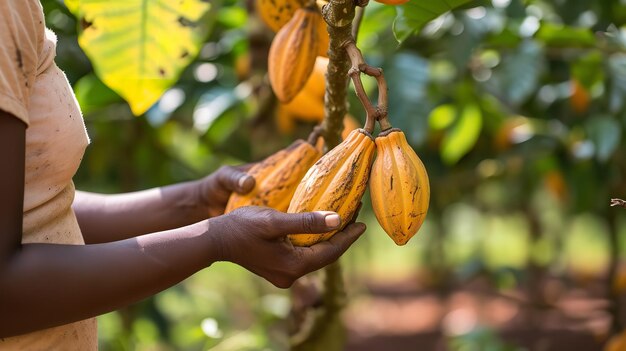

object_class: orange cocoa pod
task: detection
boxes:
[281,56,328,122]
[288,128,375,246]
[605,330,626,351]
[268,7,320,103]
[369,128,430,245]
[315,114,360,152]
[225,140,321,213]
[256,0,306,32]
[316,12,329,57]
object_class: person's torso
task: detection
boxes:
[0,1,97,349]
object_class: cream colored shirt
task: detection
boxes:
[0,1,96,349]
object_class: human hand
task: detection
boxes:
[209,206,366,288]
[199,165,255,217]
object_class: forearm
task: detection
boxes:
[74,180,209,243]
[0,218,220,338]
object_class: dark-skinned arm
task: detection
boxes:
[73,166,254,244]
[0,110,365,338]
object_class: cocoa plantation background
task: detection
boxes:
[44,0,626,349]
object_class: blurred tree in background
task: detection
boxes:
[42,0,626,349]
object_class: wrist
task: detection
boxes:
[204,215,231,263]
[194,177,212,209]
[168,179,211,222]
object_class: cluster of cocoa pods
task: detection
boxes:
[261,0,328,103]
[226,124,430,246]
[232,0,430,246]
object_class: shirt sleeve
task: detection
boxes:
[0,1,44,125]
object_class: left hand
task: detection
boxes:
[199,165,256,217]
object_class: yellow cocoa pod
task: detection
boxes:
[342,114,360,137]
[288,128,376,246]
[281,56,328,122]
[307,56,328,98]
[225,140,321,213]
[282,89,325,123]
[605,330,626,351]
[316,12,329,57]
[276,105,296,135]
[256,0,306,32]
[268,7,320,103]
[315,114,360,151]
[369,128,430,246]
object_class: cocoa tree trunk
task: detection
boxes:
[289,1,357,350]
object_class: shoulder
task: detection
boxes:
[0,0,46,125]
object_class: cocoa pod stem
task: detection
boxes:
[344,40,390,132]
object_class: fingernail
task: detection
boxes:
[325,214,341,229]
[238,175,252,189]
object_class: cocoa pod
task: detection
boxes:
[605,330,626,351]
[256,0,306,32]
[316,11,329,57]
[369,128,429,246]
[288,128,376,246]
[268,7,320,103]
[314,114,360,151]
[225,140,321,213]
[281,56,327,122]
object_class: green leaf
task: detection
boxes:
[535,23,596,48]
[485,27,523,48]
[609,54,626,114]
[586,115,621,163]
[429,104,456,130]
[486,40,543,105]
[193,84,251,136]
[571,52,604,89]
[384,52,431,145]
[73,0,212,115]
[216,7,247,28]
[393,0,478,43]
[441,103,482,165]
[74,73,123,114]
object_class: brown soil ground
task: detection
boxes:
[344,274,612,351]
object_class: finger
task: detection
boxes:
[297,222,366,270]
[235,162,256,172]
[217,166,255,194]
[268,211,342,237]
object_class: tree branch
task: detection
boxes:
[351,6,365,41]
[344,41,391,132]
[610,198,626,208]
[319,0,356,149]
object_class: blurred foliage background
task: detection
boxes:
[41,0,626,349]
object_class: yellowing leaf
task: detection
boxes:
[64,0,79,14]
[73,0,211,115]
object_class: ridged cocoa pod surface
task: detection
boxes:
[288,129,376,246]
[369,128,430,246]
[225,140,321,213]
[281,56,328,122]
[256,0,306,32]
[268,7,320,103]
[315,11,329,57]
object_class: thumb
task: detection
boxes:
[268,211,342,237]
[217,165,255,194]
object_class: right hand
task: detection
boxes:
[209,206,365,288]
[198,165,256,218]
